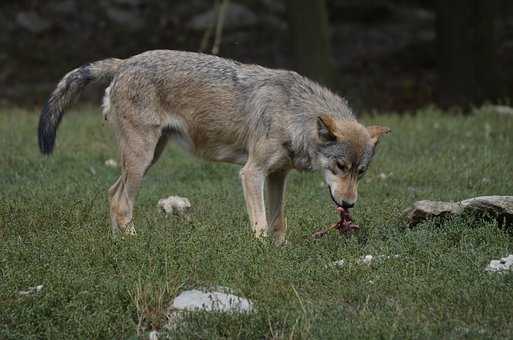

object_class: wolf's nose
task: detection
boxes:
[341,201,354,209]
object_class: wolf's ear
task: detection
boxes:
[317,115,337,143]
[367,125,391,145]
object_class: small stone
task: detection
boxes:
[18,284,44,296]
[104,159,118,168]
[484,105,513,116]
[378,173,388,180]
[158,196,191,216]
[170,288,254,313]
[332,259,345,268]
[360,255,374,264]
[358,254,399,265]
[485,255,513,273]
[148,330,159,340]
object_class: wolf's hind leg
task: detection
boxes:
[108,127,162,237]
[266,171,288,245]
[240,161,268,238]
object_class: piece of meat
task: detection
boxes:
[310,206,359,239]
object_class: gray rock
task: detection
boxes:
[170,288,254,313]
[485,255,513,273]
[405,196,513,226]
[158,196,191,216]
[148,330,159,340]
[104,159,118,168]
[483,105,513,116]
[188,3,258,31]
[18,284,44,296]
[16,12,52,33]
[405,200,462,226]
[460,196,513,218]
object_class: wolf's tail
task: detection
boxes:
[38,58,123,154]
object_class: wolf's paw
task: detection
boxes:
[253,228,268,239]
[273,234,288,247]
[119,221,137,237]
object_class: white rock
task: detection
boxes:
[359,254,400,265]
[18,284,43,296]
[484,105,513,116]
[329,255,400,269]
[104,159,118,168]
[360,255,374,264]
[158,196,191,216]
[330,259,346,268]
[148,330,159,340]
[485,255,513,273]
[378,173,388,180]
[171,288,254,313]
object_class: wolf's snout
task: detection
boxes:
[329,186,357,208]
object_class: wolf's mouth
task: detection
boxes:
[327,186,359,233]
[310,192,359,238]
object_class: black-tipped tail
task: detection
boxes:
[38,101,63,154]
[36,58,122,154]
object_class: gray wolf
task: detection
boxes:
[38,50,390,244]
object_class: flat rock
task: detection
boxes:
[485,255,513,273]
[170,288,254,313]
[328,255,399,268]
[460,196,513,217]
[405,200,462,225]
[405,196,513,226]
[18,284,44,296]
[483,105,513,116]
[158,196,191,216]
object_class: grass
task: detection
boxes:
[1,106,513,339]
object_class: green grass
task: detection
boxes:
[1,107,513,339]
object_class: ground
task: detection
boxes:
[1,107,513,339]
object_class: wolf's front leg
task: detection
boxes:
[240,161,269,238]
[266,171,288,245]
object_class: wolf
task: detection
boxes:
[38,50,390,244]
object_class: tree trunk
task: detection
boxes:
[286,0,335,88]
[436,0,498,109]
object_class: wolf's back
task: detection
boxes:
[38,58,123,154]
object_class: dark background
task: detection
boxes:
[1,0,511,112]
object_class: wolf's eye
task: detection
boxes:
[336,162,348,173]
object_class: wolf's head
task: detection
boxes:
[316,115,390,208]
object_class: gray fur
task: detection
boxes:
[38,50,388,241]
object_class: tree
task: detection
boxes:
[436,0,498,109]
[286,0,335,88]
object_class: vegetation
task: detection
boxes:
[1,108,513,339]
